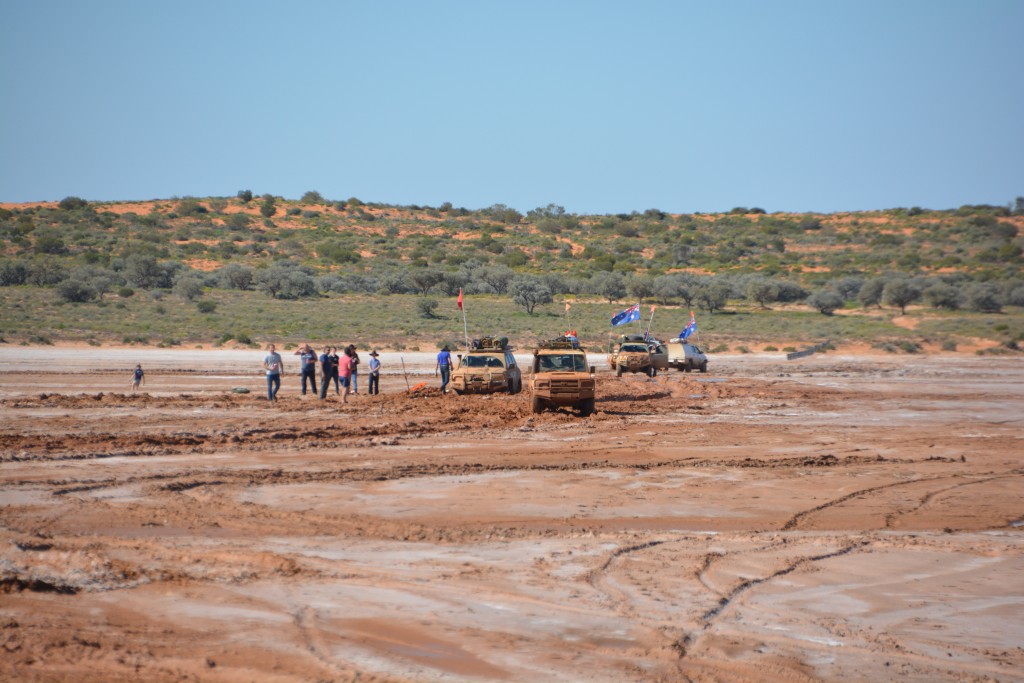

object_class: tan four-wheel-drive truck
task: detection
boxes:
[608,334,669,377]
[530,337,596,416]
[450,336,523,394]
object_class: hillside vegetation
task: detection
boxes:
[1,193,1022,352]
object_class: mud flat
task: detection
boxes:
[1,350,1022,682]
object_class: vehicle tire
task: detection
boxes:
[515,378,523,394]
[578,398,595,417]
[454,389,464,396]
[616,365,623,377]
[531,396,544,414]
[683,360,692,372]
[699,361,708,373]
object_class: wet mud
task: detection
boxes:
[1,354,1022,682]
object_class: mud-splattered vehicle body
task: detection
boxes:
[608,335,669,377]
[530,337,596,416]
[450,337,522,394]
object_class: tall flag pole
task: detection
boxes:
[457,289,469,352]
[644,305,656,341]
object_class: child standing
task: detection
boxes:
[131,364,145,391]
[367,350,381,395]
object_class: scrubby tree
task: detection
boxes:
[806,288,844,315]
[626,275,655,303]
[237,189,253,203]
[858,277,887,309]
[217,263,254,290]
[0,260,30,286]
[746,276,780,308]
[27,258,68,286]
[882,278,921,314]
[417,298,439,318]
[56,279,97,303]
[510,276,552,315]
[58,196,88,211]
[590,271,627,303]
[173,271,205,301]
[439,271,469,297]
[829,276,865,301]
[301,190,324,204]
[259,195,277,218]
[407,268,444,295]
[478,265,515,295]
[695,280,731,314]
[74,265,120,299]
[378,271,412,294]
[255,261,316,299]
[539,272,569,296]
[923,282,960,310]
[963,283,1002,313]
[124,255,168,289]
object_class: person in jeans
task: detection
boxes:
[337,346,354,404]
[327,346,340,394]
[436,345,453,394]
[348,344,361,394]
[318,345,333,400]
[263,343,284,401]
[367,350,381,395]
[294,343,317,396]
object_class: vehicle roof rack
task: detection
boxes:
[537,336,582,350]
[471,336,510,350]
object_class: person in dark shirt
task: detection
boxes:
[294,343,318,396]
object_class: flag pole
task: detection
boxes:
[460,295,469,353]
[644,305,656,341]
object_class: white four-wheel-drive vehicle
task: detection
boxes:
[666,339,708,372]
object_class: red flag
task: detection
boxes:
[650,305,656,312]
[457,288,463,310]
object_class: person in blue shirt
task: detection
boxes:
[435,345,453,394]
[367,350,381,395]
[293,343,318,396]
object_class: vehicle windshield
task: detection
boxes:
[463,355,504,368]
[537,354,588,372]
[620,344,649,353]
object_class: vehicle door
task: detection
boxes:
[651,344,670,370]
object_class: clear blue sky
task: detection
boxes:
[2,0,1022,215]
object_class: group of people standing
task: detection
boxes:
[262,343,380,403]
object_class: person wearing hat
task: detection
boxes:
[367,350,381,395]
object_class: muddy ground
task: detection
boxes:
[1,350,1022,682]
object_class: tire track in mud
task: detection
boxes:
[781,476,950,531]
[672,539,871,659]
[782,470,1024,531]
[22,452,934,497]
[881,474,1016,529]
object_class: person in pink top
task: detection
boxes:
[336,346,354,404]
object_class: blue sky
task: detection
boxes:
[2,0,1022,214]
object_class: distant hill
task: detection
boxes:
[0,195,1021,350]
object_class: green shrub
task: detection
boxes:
[197,300,217,313]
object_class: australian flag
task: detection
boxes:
[679,310,696,339]
[611,303,641,327]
